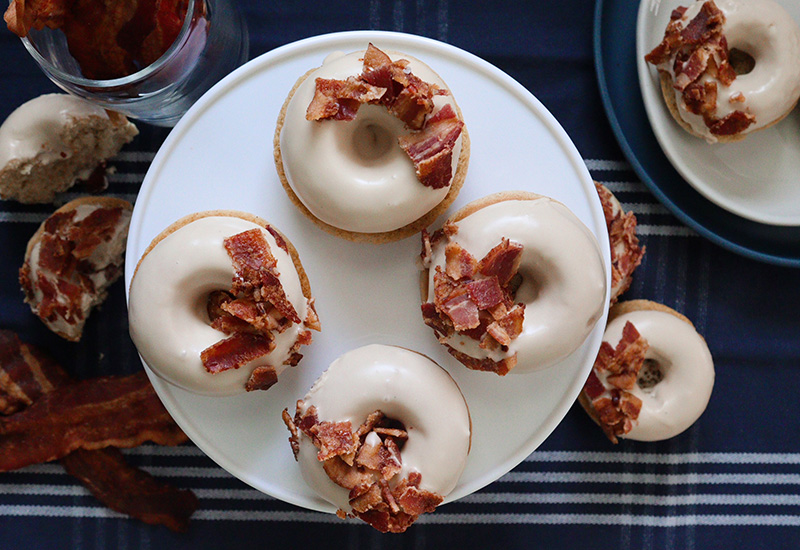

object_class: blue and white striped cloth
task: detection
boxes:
[2,1,799,548]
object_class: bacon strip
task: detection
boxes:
[0,331,196,531]
[0,371,186,471]
[398,104,464,189]
[200,333,274,374]
[61,448,198,532]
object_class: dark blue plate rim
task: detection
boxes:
[593,0,800,268]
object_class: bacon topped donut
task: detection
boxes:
[283,344,471,532]
[275,44,470,243]
[420,191,607,375]
[128,211,319,395]
[20,196,132,341]
[578,300,714,443]
[645,0,800,142]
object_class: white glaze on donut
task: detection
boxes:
[0,94,113,169]
[426,198,607,372]
[295,344,471,512]
[601,310,714,441]
[656,0,800,141]
[280,50,463,233]
[128,215,312,396]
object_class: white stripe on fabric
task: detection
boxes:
[526,451,800,465]
[5,506,800,527]
[499,472,800,485]
[0,212,48,223]
[5,484,800,507]
[595,181,645,193]
[636,224,696,237]
[584,159,631,171]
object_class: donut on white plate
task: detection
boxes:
[282,344,471,533]
[578,300,715,443]
[419,191,608,375]
[128,210,320,396]
[274,43,469,243]
[645,0,800,143]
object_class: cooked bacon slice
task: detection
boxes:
[200,332,274,374]
[478,239,524,285]
[306,77,386,121]
[446,345,517,376]
[0,331,195,531]
[310,420,356,462]
[245,365,278,392]
[61,448,198,532]
[709,109,755,135]
[224,229,277,291]
[398,104,463,189]
[466,277,504,310]
[444,241,478,280]
[441,291,480,331]
[0,372,186,472]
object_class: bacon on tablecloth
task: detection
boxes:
[0,330,197,531]
[0,371,186,472]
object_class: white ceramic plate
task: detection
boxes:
[637,0,800,226]
[124,31,610,513]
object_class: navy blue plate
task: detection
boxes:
[594,0,800,267]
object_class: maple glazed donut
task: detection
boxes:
[283,344,471,533]
[275,43,469,243]
[420,191,608,376]
[128,211,320,396]
[645,0,800,142]
[579,300,715,443]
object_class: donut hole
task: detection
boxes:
[369,415,408,452]
[205,290,234,326]
[637,357,666,391]
[729,48,755,75]
[351,120,395,164]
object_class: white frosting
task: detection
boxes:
[602,310,715,441]
[295,344,471,512]
[426,198,607,373]
[128,215,312,396]
[0,94,111,168]
[657,0,800,141]
[280,49,463,233]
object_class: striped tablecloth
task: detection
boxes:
[2,1,800,548]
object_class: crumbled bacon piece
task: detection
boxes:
[306,77,386,121]
[398,104,464,189]
[595,183,645,305]
[583,321,650,443]
[200,227,317,391]
[645,1,755,136]
[422,232,526,375]
[285,405,440,532]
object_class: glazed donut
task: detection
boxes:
[420,191,608,375]
[128,211,320,396]
[645,0,800,142]
[595,182,645,305]
[282,344,471,533]
[0,94,137,203]
[275,43,469,243]
[578,300,715,443]
[20,196,132,341]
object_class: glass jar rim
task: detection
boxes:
[19,0,198,88]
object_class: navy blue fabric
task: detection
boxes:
[1,1,800,548]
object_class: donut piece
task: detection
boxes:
[275,43,469,243]
[282,344,471,533]
[578,300,715,443]
[645,0,800,143]
[0,94,138,203]
[419,191,608,375]
[128,211,320,396]
[20,197,132,341]
[595,182,644,305]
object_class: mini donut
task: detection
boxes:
[275,43,469,243]
[419,191,608,375]
[282,344,471,533]
[20,196,132,341]
[645,0,800,143]
[595,182,645,305]
[128,210,320,396]
[578,300,715,443]
[0,94,138,203]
